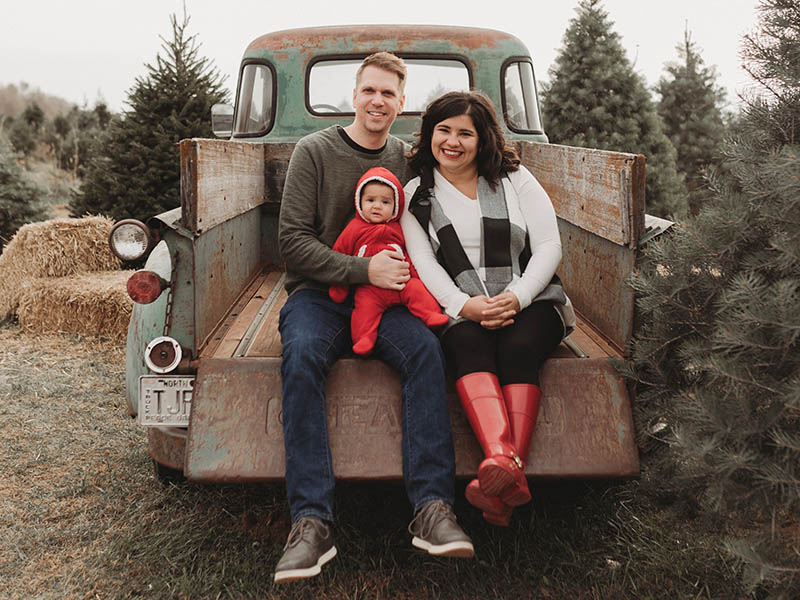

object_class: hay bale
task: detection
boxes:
[17,270,134,340]
[0,216,121,319]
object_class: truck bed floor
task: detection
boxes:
[200,264,621,361]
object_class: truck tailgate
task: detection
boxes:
[185,265,638,482]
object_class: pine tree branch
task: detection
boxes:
[713,366,782,395]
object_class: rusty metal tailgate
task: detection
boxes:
[184,355,638,482]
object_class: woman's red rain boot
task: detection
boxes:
[464,478,512,525]
[502,385,541,467]
[455,372,530,505]
[466,384,542,525]
[499,383,541,505]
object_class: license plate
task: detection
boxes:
[138,375,194,427]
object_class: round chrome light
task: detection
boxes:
[109,219,152,261]
[144,336,183,374]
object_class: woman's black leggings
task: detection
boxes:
[441,300,564,386]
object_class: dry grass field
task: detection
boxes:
[0,321,748,599]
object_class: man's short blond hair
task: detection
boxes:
[356,52,407,95]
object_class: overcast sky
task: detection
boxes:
[2,0,761,114]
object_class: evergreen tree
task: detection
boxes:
[0,136,50,249]
[70,13,228,220]
[656,29,727,216]
[7,116,37,158]
[542,0,687,218]
[630,1,799,596]
[21,102,45,131]
[45,102,113,178]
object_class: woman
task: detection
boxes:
[400,91,575,526]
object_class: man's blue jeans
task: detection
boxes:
[278,289,455,523]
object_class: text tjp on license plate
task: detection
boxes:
[138,375,194,427]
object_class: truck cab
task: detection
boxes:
[110,25,643,482]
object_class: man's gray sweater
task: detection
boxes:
[278,126,412,296]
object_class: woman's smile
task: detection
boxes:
[441,148,463,158]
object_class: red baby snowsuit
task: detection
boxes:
[329,167,448,355]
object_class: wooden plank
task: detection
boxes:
[573,313,622,359]
[553,325,609,360]
[214,270,283,358]
[199,270,269,358]
[517,141,646,248]
[245,285,287,357]
[180,139,265,232]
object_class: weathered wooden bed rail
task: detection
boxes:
[180,139,644,243]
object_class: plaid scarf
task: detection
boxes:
[409,169,569,311]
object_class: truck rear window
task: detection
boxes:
[308,58,470,115]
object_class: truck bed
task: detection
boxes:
[200,264,621,361]
[174,138,644,482]
[183,264,638,482]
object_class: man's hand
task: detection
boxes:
[459,292,519,329]
[368,249,410,290]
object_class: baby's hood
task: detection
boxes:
[354,167,405,223]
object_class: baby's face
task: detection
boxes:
[360,181,395,224]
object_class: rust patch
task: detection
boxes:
[148,426,187,471]
[184,356,637,482]
[247,25,514,52]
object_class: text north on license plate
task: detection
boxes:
[138,375,194,427]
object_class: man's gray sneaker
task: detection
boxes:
[408,500,474,558]
[274,516,337,584]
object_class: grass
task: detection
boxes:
[0,320,749,599]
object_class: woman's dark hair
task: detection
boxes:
[407,91,520,186]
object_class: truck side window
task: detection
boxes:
[308,58,471,114]
[234,63,275,136]
[503,61,542,133]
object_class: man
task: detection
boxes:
[275,52,473,584]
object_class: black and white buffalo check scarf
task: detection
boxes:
[408,169,571,325]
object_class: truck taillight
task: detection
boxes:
[127,270,168,304]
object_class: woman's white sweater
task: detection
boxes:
[400,166,563,319]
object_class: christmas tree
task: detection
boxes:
[630,1,799,595]
[71,13,228,220]
[656,29,727,216]
[542,0,686,218]
[0,136,50,249]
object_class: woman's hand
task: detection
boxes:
[480,292,519,329]
[459,296,493,323]
[459,292,520,329]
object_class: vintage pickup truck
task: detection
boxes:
[109,25,649,483]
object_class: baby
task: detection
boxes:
[330,167,449,355]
